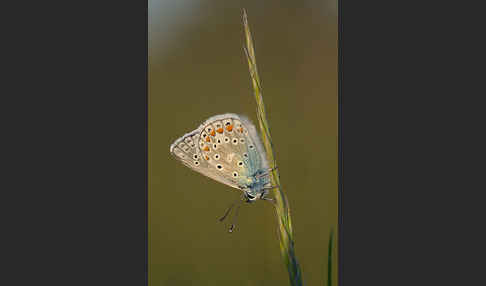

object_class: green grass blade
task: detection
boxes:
[327,229,334,286]
[242,9,303,286]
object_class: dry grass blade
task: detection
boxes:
[242,9,304,286]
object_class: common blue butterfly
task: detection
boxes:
[170,113,276,208]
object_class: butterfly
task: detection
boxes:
[170,113,277,208]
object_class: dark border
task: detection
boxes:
[5,1,149,285]
[338,0,343,283]
[144,1,149,284]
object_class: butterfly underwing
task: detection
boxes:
[170,113,272,202]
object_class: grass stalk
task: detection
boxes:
[242,9,304,286]
[327,229,334,286]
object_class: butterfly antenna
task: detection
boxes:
[256,167,279,179]
[219,194,244,222]
[219,202,236,222]
[228,203,242,233]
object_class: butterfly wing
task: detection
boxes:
[170,129,240,190]
[170,113,269,191]
[236,114,269,172]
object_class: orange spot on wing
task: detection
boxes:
[205,155,209,160]
[217,128,223,133]
[205,136,211,142]
[238,127,243,133]
[210,130,216,136]
[226,125,233,131]
[203,146,210,152]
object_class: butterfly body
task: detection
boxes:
[241,170,271,201]
[170,113,271,202]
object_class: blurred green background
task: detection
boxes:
[149,1,337,285]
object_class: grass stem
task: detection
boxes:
[242,9,304,286]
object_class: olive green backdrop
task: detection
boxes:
[149,1,338,285]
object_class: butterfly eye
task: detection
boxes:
[232,138,238,145]
[249,145,254,149]
[193,154,198,159]
[239,138,245,144]
[213,144,218,149]
[232,172,238,177]
[216,164,223,170]
[214,154,220,160]
[243,153,248,158]
[217,139,221,144]
[237,161,243,166]
[194,161,199,166]
[224,137,230,143]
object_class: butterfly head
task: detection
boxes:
[243,184,270,203]
[242,170,270,203]
[244,190,262,203]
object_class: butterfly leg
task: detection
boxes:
[255,166,279,179]
[260,184,279,204]
[262,196,275,204]
[263,184,281,190]
[268,166,278,172]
